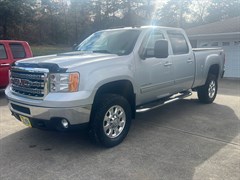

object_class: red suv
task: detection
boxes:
[0,40,33,89]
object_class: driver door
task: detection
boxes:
[135,29,175,104]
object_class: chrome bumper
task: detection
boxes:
[9,100,92,125]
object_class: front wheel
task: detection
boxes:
[197,74,218,104]
[89,94,132,148]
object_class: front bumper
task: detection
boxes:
[5,85,94,130]
[8,100,91,130]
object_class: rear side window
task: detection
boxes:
[0,44,7,59]
[167,32,189,55]
[10,43,26,59]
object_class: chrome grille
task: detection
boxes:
[10,67,49,99]
[11,72,45,80]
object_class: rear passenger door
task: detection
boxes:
[167,31,195,91]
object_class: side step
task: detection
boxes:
[136,91,192,113]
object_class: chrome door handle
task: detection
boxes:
[0,63,10,67]
[164,62,173,67]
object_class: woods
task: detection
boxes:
[0,0,239,45]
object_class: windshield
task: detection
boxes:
[76,29,141,56]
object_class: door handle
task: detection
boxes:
[0,63,10,67]
[164,62,173,67]
[187,59,193,63]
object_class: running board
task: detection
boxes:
[136,91,192,113]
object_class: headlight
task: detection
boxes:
[50,72,79,92]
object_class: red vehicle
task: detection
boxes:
[0,40,33,89]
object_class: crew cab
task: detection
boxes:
[5,27,225,147]
[0,40,33,89]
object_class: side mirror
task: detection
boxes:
[154,40,169,58]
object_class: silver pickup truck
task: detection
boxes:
[5,26,225,147]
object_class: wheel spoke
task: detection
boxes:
[103,116,110,125]
[113,106,118,114]
[110,108,114,117]
[103,120,110,128]
[114,127,120,136]
[118,111,125,119]
[119,120,125,127]
[118,110,123,116]
[104,128,111,136]
[111,128,116,137]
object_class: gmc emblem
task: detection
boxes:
[12,78,31,87]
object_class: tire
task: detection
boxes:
[89,94,132,148]
[197,74,218,104]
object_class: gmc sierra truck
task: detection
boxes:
[5,26,225,147]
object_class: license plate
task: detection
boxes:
[19,115,32,128]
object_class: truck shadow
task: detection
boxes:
[0,98,239,179]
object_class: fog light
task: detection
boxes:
[61,119,69,128]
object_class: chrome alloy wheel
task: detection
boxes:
[103,105,126,138]
[208,80,216,98]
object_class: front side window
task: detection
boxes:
[140,29,165,58]
[167,32,189,55]
[10,44,26,59]
[76,29,141,56]
[0,44,7,59]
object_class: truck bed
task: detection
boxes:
[193,48,225,88]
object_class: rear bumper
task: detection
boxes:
[8,100,92,130]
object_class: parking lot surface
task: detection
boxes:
[0,79,239,180]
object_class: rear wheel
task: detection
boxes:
[197,74,218,104]
[89,94,132,148]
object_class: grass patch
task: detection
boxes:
[31,45,72,56]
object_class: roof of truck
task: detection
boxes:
[104,26,183,31]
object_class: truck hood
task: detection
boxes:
[15,51,121,72]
